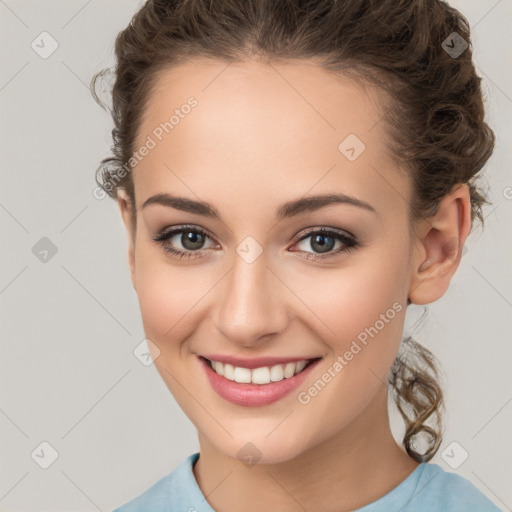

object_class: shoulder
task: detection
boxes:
[112,472,172,512]
[112,453,202,512]
[410,463,503,511]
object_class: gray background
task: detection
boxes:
[1,1,511,510]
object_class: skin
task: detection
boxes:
[117,57,472,512]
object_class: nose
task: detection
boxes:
[213,250,289,348]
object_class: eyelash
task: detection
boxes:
[152,225,360,261]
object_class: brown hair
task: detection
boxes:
[91,0,495,463]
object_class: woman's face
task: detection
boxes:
[120,57,418,464]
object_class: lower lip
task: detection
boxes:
[199,356,321,407]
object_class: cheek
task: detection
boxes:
[133,248,208,348]
[289,263,407,436]
[292,259,407,370]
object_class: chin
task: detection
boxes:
[205,428,311,466]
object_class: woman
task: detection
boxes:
[91,0,500,510]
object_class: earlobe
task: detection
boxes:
[116,189,137,292]
[408,183,472,306]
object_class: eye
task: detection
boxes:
[291,227,359,261]
[152,225,217,259]
[152,225,359,261]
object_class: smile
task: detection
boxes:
[198,355,322,407]
[205,357,316,384]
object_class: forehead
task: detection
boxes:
[132,57,410,219]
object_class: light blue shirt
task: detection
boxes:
[113,452,502,511]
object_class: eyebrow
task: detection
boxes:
[142,192,377,220]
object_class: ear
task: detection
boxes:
[408,183,472,305]
[117,188,137,292]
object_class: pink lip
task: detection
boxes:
[200,353,319,369]
[198,356,321,407]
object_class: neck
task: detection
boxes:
[193,386,420,512]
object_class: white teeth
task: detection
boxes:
[234,367,252,383]
[295,360,307,373]
[208,359,312,384]
[283,362,296,378]
[251,366,271,384]
[223,363,235,381]
[211,360,224,376]
[270,364,284,382]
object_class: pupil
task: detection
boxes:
[312,234,334,253]
[182,231,204,250]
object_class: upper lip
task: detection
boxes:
[199,354,321,369]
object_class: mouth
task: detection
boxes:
[200,356,321,384]
[198,355,322,407]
